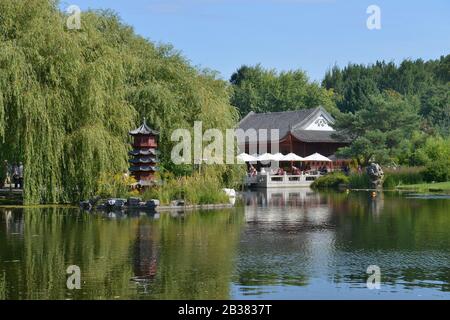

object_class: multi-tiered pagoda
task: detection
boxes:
[129,118,159,187]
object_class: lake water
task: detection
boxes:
[0,189,449,300]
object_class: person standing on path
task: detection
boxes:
[1,160,8,189]
[12,163,19,189]
[18,162,24,190]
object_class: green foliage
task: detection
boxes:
[420,83,450,136]
[334,91,420,166]
[0,1,239,204]
[0,206,244,299]
[423,162,450,183]
[142,168,230,205]
[396,181,450,193]
[413,136,450,182]
[311,172,349,189]
[96,172,139,199]
[348,173,371,189]
[382,167,425,189]
[230,64,338,117]
[323,56,450,135]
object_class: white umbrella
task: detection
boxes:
[271,153,286,161]
[236,153,257,162]
[257,153,277,161]
[282,153,304,161]
[303,152,332,162]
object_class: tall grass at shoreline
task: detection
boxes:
[313,167,427,190]
[382,167,425,189]
[142,171,229,205]
[349,167,425,189]
[348,173,371,189]
[311,172,349,189]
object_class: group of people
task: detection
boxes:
[1,160,24,189]
[248,163,316,176]
[248,164,257,177]
[318,166,329,174]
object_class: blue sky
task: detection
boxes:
[62,0,450,82]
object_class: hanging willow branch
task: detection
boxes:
[0,0,239,204]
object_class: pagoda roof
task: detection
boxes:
[129,166,159,172]
[129,148,158,156]
[129,157,158,164]
[129,118,159,136]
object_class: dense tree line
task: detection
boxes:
[1,1,448,204]
[324,56,449,176]
[0,0,239,204]
[322,56,450,136]
[230,64,338,116]
[230,57,449,178]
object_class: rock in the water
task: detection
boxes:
[366,163,384,189]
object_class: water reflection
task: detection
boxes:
[0,207,244,300]
[235,190,450,299]
[0,190,449,299]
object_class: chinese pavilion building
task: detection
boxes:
[238,106,350,157]
[129,119,159,187]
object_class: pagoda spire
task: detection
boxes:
[128,117,159,187]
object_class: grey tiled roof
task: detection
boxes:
[129,157,158,164]
[129,166,159,172]
[237,107,350,143]
[129,148,158,156]
[291,130,348,143]
[129,119,159,136]
[238,108,317,140]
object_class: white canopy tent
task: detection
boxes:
[236,153,258,162]
[303,152,332,162]
[257,153,277,161]
[282,153,304,161]
[271,153,286,161]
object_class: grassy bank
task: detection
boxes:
[396,181,450,193]
[312,166,450,194]
[311,172,349,189]
[312,167,428,190]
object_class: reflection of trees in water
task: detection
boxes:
[0,207,244,299]
[328,192,450,292]
[0,208,24,236]
[133,222,159,281]
[146,210,244,299]
[238,191,450,294]
[0,208,140,299]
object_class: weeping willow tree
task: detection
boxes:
[0,1,240,204]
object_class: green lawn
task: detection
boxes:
[397,181,450,193]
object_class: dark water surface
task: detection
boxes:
[0,190,449,299]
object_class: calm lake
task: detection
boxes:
[0,190,449,300]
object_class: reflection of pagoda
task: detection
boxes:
[129,118,159,187]
[133,222,159,281]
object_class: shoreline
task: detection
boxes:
[0,202,235,210]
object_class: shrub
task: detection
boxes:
[141,169,230,205]
[348,173,371,189]
[423,161,450,182]
[382,167,425,189]
[414,136,450,182]
[311,172,349,189]
[96,173,138,199]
